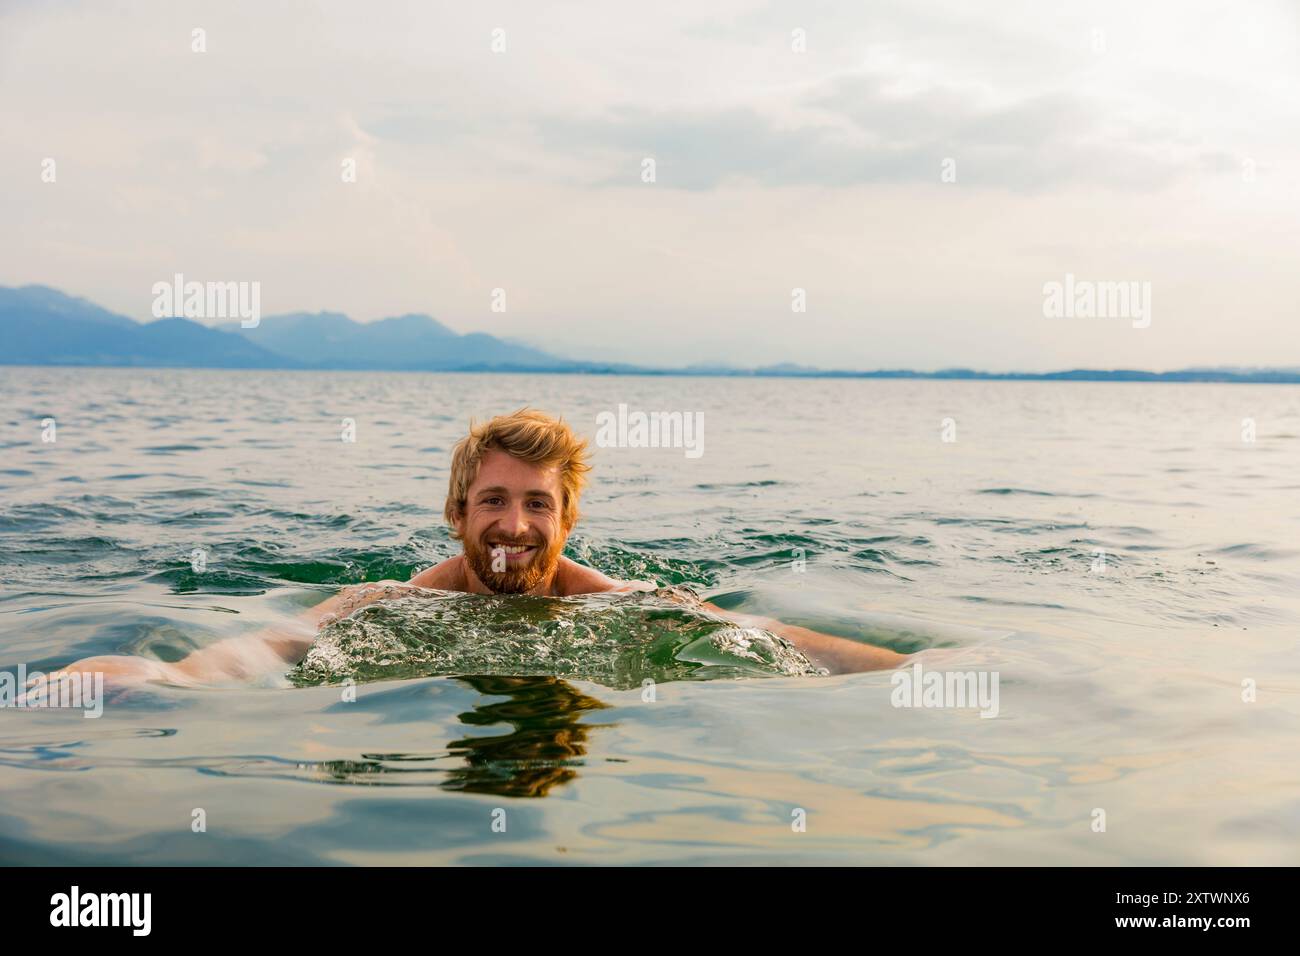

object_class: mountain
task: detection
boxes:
[0,286,568,370]
[217,311,568,370]
[214,311,360,365]
[3,285,1297,381]
[0,284,138,330]
[0,286,285,367]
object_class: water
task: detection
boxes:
[294,588,828,688]
[2,367,1298,864]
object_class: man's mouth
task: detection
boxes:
[489,542,539,564]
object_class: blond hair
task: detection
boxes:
[444,407,591,537]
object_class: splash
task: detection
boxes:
[290,586,827,690]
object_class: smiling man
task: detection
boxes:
[31,408,905,695]
[409,408,623,597]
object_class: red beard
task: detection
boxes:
[463,533,565,594]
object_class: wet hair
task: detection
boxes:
[443,407,591,538]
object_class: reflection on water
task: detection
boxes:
[307,676,612,798]
[446,676,610,797]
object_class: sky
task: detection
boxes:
[2,0,1298,371]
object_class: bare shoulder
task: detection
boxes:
[557,557,657,596]
[407,556,467,591]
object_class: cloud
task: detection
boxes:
[540,70,1215,192]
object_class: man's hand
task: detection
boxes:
[310,579,427,627]
[21,655,185,705]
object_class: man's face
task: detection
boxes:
[455,448,571,594]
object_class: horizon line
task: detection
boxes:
[3,361,1300,384]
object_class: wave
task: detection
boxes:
[291,586,828,690]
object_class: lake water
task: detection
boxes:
[2,367,1298,864]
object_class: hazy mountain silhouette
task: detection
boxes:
[1,285,283,367]
[2,285,142,328]
[1,285,568,370]
[2,285,1297,381]
[215,311,569,370]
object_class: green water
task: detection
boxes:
[293,587,827,689]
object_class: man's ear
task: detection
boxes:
[451,506,467,540]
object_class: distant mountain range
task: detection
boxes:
[0,285,578,371]
[213,311,581,371]
[2,285,1298,382]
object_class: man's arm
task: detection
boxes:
[703,603,907,674]
[31,575,434,691]
[579,569,905,675]
[163,575,446,683]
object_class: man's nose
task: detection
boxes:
[502,503,531,539]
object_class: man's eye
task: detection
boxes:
[484,497,504,506]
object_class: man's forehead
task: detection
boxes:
[471,449,562,488]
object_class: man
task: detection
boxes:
[35,408,906,691]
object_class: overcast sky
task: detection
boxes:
[2,0,1297,371]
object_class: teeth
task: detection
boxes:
[492,545,533,554]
